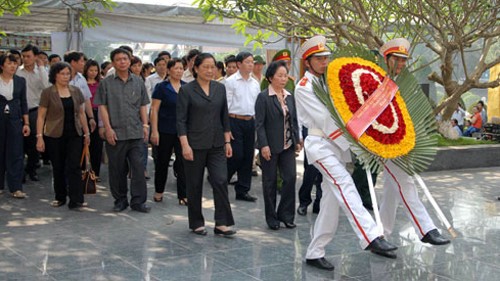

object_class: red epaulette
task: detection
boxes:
[299,77,308,86]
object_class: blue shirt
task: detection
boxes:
[152,80,185,134]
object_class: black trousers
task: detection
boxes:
[45,135,83,208]
[106,139,147,207]
[24,108,39,174]
[260,147,296,226]
[0,113,24,192]
[227,118,255,196]
[298,127,322,208]
[154,132,186,199]
[183,146,234,230]
[89,108,103,176]
[351,159,377,206]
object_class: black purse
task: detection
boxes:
[80,144,97,194]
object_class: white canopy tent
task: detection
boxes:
[0,0,286,54]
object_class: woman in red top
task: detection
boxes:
[84,60,104,180]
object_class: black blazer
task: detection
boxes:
[176,80,230,150]
[255,88,300,154]
[0,75,28,120]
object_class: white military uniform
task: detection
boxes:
[295,70,382,259]
[378,38,437,239]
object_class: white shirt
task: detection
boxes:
[145,72,164,98]
[182,69,194,83]
[225,71,260,116]
[451,107,466,126]
[0,78,14,101]
[70,73,91,100]
[294,71,351,163]
[16,64,50,109]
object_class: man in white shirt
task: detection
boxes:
[225,52,261,202]
[182,49,200,83]
[451,103,466,131]
[295,36,398,271]
[16,44,50,181]
[64,51,96,132]
[145,57,167,99]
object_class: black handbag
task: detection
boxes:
[80,144,97,194]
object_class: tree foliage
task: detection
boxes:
[196,0,500,120]
[0,0,116,32]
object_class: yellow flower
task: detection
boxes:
[327,57,415,158]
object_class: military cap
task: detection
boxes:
[272,49,292,62]
[298,35,331,60]
[254,55,266,65]
[379,38,411,59]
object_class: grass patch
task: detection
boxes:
[436,134,497,146]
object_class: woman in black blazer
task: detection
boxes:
[0,53,30,198]
[177,53,236,237]
[255,60,301,230]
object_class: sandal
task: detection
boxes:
[50,200,66,207]
[179,198,188,206]
[11,190,26,199]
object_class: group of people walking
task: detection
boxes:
[0,35,452,269]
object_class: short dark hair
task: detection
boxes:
[141,62,154,78]
[38,51,48,58]
[236,51,253,63]
[63,51,84,64]
[9,49,21,56]
[157,51,171,59]
[48,54,61,62]
[192,53,215,79]
[153,57,166,66]
[216,61,226,76]
[131,56,142,66]
[110,48,131,62]
[187,49,201,61]
[0,53,18,74]
[167,58,183,69]
[477,100,484,107]
[83,59,101,82]
[21,44,40,55]
[224,55,237,65]
[118,45,133,55]
[451,118,458,125]
[265,60,288,83]
[101,61,111,71]
[49,62,72,84]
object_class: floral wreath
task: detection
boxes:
[313,48,437,175]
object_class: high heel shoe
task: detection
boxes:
[192,227,207,236]
[178,198,188,206]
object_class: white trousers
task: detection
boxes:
[379,160,436,238]
[305,153,381,259]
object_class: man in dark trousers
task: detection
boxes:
[94,48,151,213]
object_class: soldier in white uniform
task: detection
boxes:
[295,36,398,271]
[378,38,450,246]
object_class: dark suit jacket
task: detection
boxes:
[176,80,230,150]
[0,75,28,120]
[255,88,300,154]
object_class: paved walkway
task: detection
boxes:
[0,155,499,280]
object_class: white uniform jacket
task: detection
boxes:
[294,71,351,164]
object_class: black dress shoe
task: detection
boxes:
[268,224,280,230]
[235,193,257,202]
[366,237,398,259]
[113,202,129,212]
[312,204,320,214]
[297,206,307,216]
[306,257,335,271]
[421,229,450,245]
[214,228,236,237]
[131,204,151,213]
[192,228,208,236]
[283,222,296,229]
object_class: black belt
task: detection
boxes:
[29,107,38,113]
